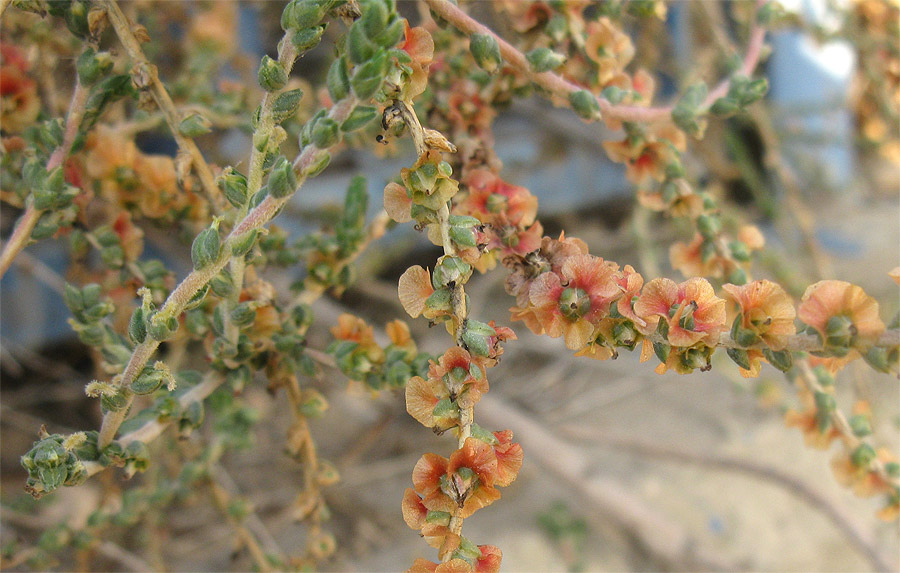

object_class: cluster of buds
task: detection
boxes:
[328,314,432,391]
[21,432,91,498]
[496,0,662,113]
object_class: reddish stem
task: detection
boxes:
[423,0,768,124]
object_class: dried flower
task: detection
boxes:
[722,280,796,350]
[798,280,885,356]
[634,277,727,347]
[602,124,686,185]
[512,254,622,350]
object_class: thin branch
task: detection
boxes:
[0,0,12,20]
[0,80,90,280]
[797,361,900,491]
[423,0,767,125]
[95,96,359,448]
[101,0,222,214]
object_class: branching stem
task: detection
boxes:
[423,0,767,124]
[102,0,223,213]
[0,80,89,280]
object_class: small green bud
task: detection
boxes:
[326,57,351,102]
[727,267,748,286]
[258,55,288,92]
[191,219,221,270]
[178,113,212,138]
[727,347,752,370]
[730,315,760,347]
[350,51,388,100]
[526,47,565,72]
[461,320,496,357]
[64,283,85,312]
[361,0,388,39]
[281,0,328,31]
[341,105,378,132]
[740,78,769,106]
[812,365,834,387]
[128,307,146,344]
[372,17,404,48]
[179,400,205,432]
[76,48,113,85]
[183,283,209,311]
[425,287,452,312]
[311,117,341,148]
[763,348,793,372]
[64,0,90,38]
[729,240,751,262]
[252,131,270,153]
[558,287,591,320]
[449,225,477,248]
[470,33,502,73]
[302,149,331,177]
[653,341,670,364]
[268,156,298,198]
[697,214,720,240]
[348,22,377,64]
[100,388,129,412]
[131,366,166,395]
[569,89,601,120]
[230,302,258,327]
[849,414,872,438]
[209,270,235,298]
[292,23,327,51]
[425,510,452,525]
[850,443,877,468]
[272,88,305,124]
[602,85,625,104]
[227,365,252,392]
[146,311,179,341]
[230,230,259,257]
[710,97,741,117]
[218,167,249,208]
[814,391,836,433]
[862,346,894,374]
[341,175,369,228]
[75,322,106,346]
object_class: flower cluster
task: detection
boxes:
[402,432,521,568]
[0,43,41,133]
[328,314,432,391]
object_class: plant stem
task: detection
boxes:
[0,80,90,280]
[102,0,223,214]
[224,35,299,343]
[96,97,359,448]
[798,361,900,490]
[423,0,767,124]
